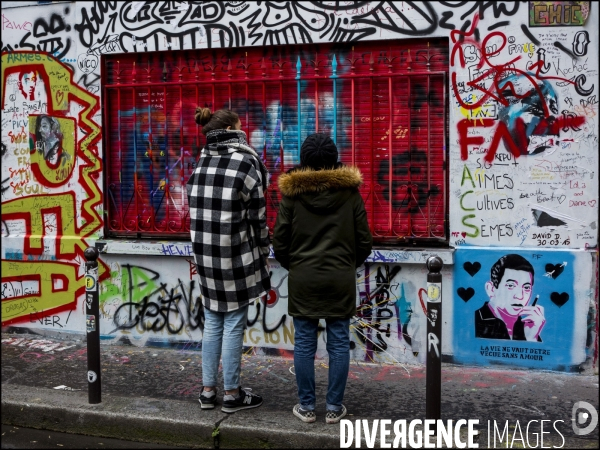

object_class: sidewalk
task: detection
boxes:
[1,332,598,449]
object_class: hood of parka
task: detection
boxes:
[277,165,363,214]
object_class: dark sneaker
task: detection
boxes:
[221,387,263,413]
[325,405,347,424]
[199,387,217,409]
[293,404,316,423]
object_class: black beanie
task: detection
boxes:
[300,133,338,170]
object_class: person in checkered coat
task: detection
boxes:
[187,107,269,413]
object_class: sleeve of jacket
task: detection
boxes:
[272,196,292,271]
[353,192,373,268]
[242,161,270,256]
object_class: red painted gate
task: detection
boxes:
[102,38,448,242]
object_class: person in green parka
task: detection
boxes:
[273,133,373,424]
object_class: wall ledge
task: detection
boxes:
[95,240,455,264]
[96,240,194,257]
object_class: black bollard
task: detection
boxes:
[84,247,101,404]
[425,255,443,426]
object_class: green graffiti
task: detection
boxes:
[460,190,475,211]
[99,265,161,304]
[461,165,475,188]
[462,214,479,238]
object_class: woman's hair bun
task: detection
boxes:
[195,107,212,125]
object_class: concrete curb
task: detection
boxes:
[1,384,341,449]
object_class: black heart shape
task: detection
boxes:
[545,263,564,279]
[457,287,475,302]
[463,262,481,277]
[550,292,569,307]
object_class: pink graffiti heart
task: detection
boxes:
[56,90,64,105]
[461,232,467,238]
[589,200,597,207]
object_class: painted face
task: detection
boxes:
[497,74,559,156]
[488,268,533,316]
[39,117,52,139]
[36,116,61,163]
[19,71,38,100]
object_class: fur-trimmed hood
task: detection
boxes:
[278,165,363,196]
[278,165,363,214]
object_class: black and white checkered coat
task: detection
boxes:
[187,130,271,312]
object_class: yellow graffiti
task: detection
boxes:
[28,115,76,186]
[1,260,81,322]
[474,167,487,185]
[2,193,103,262]
[459,105,490,125]
[1,52,105,324]
[1,51,102,236]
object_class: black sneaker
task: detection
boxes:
[199,387,217,409]
[325,405,347,424]
[221,387,263,413]
[293,404,316,423]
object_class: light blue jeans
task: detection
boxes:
[202,306,248,390]
[293,317,350,412]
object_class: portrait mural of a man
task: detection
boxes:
[475,254,546,342]
[18,70,39,101]
[454,231,581,371]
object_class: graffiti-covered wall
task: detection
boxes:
[1,1,598,371]
[95,251,455,365]
[449,3,597,248]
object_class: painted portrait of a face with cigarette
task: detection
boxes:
[475,254,546,342]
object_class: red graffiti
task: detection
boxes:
[418,288,428,315]
[17,70,39,100]
[187,258,197,280]
[451,15,576,115]
[458,116,586,162]
[261,289,278,308]
[7,126,27,143]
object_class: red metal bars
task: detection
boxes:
[102,40,448,242]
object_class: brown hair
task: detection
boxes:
[195,107,239,135]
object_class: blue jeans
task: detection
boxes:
[293,317,350,412]
[202,306,248,391]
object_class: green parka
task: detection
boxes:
[272,165,373,319]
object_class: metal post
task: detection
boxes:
[426,256,443,426]
[84,247,101,404]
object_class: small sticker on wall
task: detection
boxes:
[85,268,97,291]
[86,293,94,310]
[87,370,97,383]
[86,315,96,333]
[427,283,441,302]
